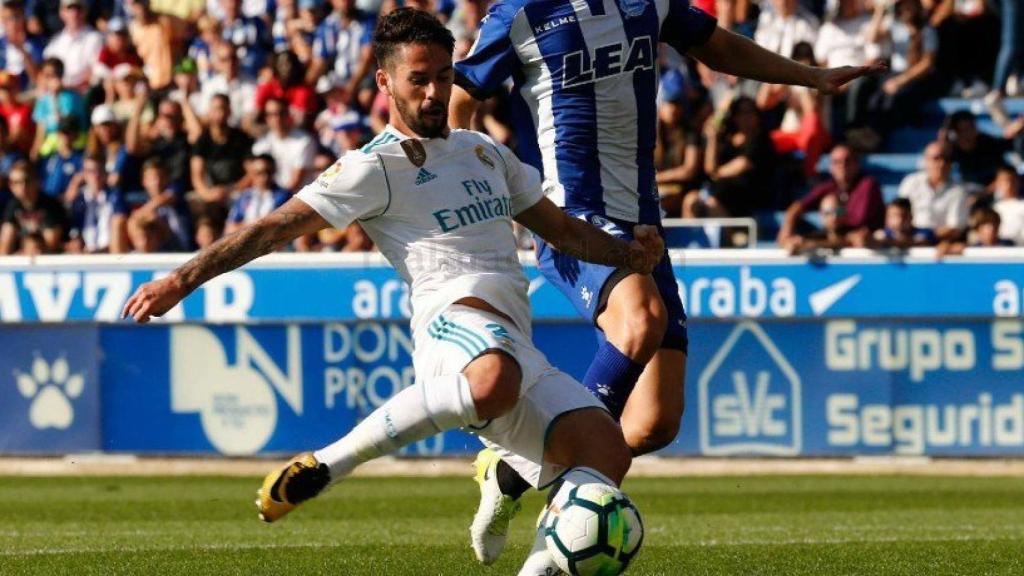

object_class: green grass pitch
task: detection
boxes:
[2,474,1023,575]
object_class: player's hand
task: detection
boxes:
[122,275,188,323]
[628,225,664,275]
[815,63,887,95]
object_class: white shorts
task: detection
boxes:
[413,304,606,488]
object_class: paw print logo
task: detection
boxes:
[596,384,611,397]
[15,355,85,430]
[580,286,593,307]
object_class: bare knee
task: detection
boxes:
[601,280,668,362]
[463,352,521,420]
[546,409,633,484]
[624,411,682,456]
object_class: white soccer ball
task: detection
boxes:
[543,482,644,576]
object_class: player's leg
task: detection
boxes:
[257,313,523,522]
[617,253,689,455]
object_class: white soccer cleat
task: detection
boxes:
[517,518,565,576]
[470,448,522,565]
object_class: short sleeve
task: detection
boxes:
[295,153,389,230]
[921,26,938,55]
[661,0,718,55]
[490,140,543,215]
[312,22,335,60]
[453,2,520,100]
[798,182,830,212]
[227,194,246,223]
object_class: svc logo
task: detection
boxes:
[170,326,302,455]
[698,322,802,455]
[15,355,85,430]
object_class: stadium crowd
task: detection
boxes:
[0,0,1021,255]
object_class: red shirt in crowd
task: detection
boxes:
[97,46,144,72]
[255,79,317,118]
[798,175,886,231]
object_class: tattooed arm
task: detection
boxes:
[122,198,330,323]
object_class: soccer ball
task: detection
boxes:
[543,482,644,576]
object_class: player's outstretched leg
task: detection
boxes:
[256,353,519,523]
[257,452,331,522]
[470,447,524,564]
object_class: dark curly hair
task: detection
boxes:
[373,7,455,70]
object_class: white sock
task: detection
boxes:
[517,468,619,576]
[517,523,561,576]
[314,373,478,481]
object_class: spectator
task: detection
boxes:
[127,0,181,91]
[127,90,191,195]
[65,156,129,253]
[991,163,1024,245]
[138,158,192,250]
[939,206,1014,255]
[226,154,290,234]
[255,50,317,127]
[188,15,223,84]
[655,69,710,217]
[40,117,84,198]
[871,197,938,249]
[0,160,66,254]
[309,0,375,107]
[252,97,316,192]
[315,79,366,154]
[94,18,143,90]
[943,110,1012,187]
[0,71,33,153]
[758,41,829,179]
[31,57,87,159]
[782,193,850,254]
[931,0,1000,96]
[703,96,778,216]
[197,41,257,129]
[897,141,970,241]
[0,116,27,191]
[814,0,881,132]
[754,0,820,59]
[193,214,224,249]
[86,104,136,192]
[41,0,103,92]
[189,93,253,206]
[779,143,884,248]
[108,64,152,124]
[127,210,175,253]
[0,2,45,87]
[219,0,274,79]
[985,0,1022,111]
[26,0,64,39]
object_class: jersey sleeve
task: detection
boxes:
[295,153,389,230]
[661,0,718,54]
[453,2,520,100]
[490,140,543,215]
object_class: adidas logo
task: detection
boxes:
[415,167,437,186]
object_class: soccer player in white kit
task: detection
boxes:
[123,8,662,574]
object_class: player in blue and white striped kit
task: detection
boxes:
[450,0,881,569]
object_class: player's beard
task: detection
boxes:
[397,97,448,139]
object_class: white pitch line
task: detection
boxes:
[5,534,1023,558]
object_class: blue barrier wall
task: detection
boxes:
[1,249,1022,456]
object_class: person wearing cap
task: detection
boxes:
[42,0,103,91]
[40,115,85,198]
[94,17,143,87]
[86,104,136,192]
[0,1,45,87]
[0,70,34,152]
[31,57,88,159]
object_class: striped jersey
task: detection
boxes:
[454,0,716,224]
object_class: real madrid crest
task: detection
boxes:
[401,139,428,167]
[317,160,343,187]
[475,145,496,170]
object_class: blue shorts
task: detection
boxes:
[534,210,689,354]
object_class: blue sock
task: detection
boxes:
[582,341,645,420]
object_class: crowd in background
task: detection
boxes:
[0,0,1021,256]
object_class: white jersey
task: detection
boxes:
[296,126,544,337]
